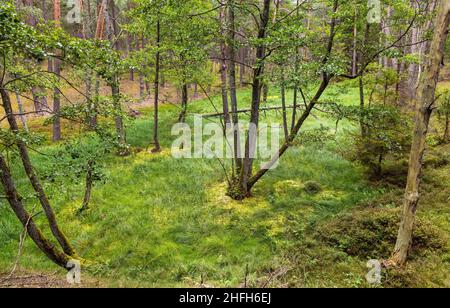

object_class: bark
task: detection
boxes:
[178,84,188,123]
[219,4,230,126]
[236,0,271,197]
[239,48,246,87]
[227,0,242,172]
[390,0,450,266]
[359,24,371,137]
[53,0,62,142]
[280,71,288,139]
[139,36,145,98]
[79,160,94,213]
[52,59,62,142]
[152,19,161,153]
[15,93,28,132]
[0,154,71,269]
[0,88,76,257]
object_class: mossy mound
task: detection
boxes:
[315,208,446,259]
[303,181,322,195]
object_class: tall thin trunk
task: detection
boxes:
[359,24,370,137]
[390,0,449,266]
[15,93,28,132]
[152,19,161,153]
[178,84,188,123]
[52,0,62,142]
[291,0,301,131]
[239,48,246,87]
[139,36,145,98]
[352,11,358,76]
[219,4,230,126]
[228,0,242,173]
[0,88,76,257]
[238,0,271,197]
[111,78,127,149]
[280,70,288,139]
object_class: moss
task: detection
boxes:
[315,208,446,259]
[303,181,322,195]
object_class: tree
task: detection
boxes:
[389,0,450,266]
[437,90,450,143]
[0,1,79,267]
[53,0,62,141]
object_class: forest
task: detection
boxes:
[0,0,449,288]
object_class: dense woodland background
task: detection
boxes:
[0,0,449,287]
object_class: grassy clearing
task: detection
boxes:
[0,84,448,287]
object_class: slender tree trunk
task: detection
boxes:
[0,88,76,257]
[0,154,71,269]
[359,24,370,137]
[352,11,358,76]
[390,0,450,266]
[246,0,338,193]
[239,48,246,87]
[228,0,242,173]
[219,4,230,126]
[52,0,62,142]
[280,70,288,139]
[236,0,271,198]
[178,84,188,123]
[79,160,94,213]
[111,80,127,149]
[152,19,161,152]
[139,36,145,98]
[291,87,298,132]
[15,93,28,132]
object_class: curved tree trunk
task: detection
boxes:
[0,88,77,257]
[0,154,71,269]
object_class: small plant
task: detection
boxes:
[303,181,322,195]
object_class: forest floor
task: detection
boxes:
[0,80,449,288]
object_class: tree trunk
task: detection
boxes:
[111,80,127,150]
[352,12,358,76]
[15,93,28,132]
[0,154,71,269]
[239,48,246,87]
[79,160,94,213]
[152,19,161,153]
[0,88,76,257]
[390,0,450,266]
[178,84,188,123]
[280,70,288,139]
[246,0,338,193]
[227,0,242,173]
[236,0,271,198]
[219,4,230,126]
[53,0,62,142]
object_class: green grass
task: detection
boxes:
[0,84,448,287]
